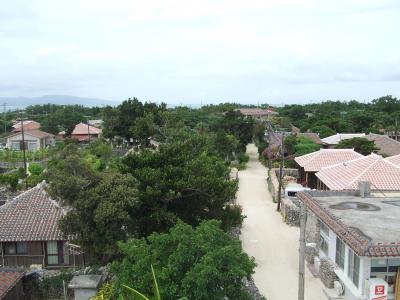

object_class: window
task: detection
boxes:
[348,249,360,287]
[4,243,16,255]
[11,141,20,150]
[319,221,329,255]
[27,141,38,150]
[2,242,27,254]
[335,238,345,269]
[371,258,400,293]
[320,222,329,236]
[16,242,28,254]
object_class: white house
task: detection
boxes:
[6,129,55,150]
[299,189,400,300]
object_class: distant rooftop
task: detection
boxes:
[298,191,400,257]
[236,108,278,116]
[321,133,366,145]
[366,133,400,157]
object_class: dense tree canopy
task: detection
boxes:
[335,137,379,155]
[112,220,256,300]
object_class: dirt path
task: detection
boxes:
[237,144,326,300]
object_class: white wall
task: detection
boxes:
[7,133,41,150]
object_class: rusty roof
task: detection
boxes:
[0,183,65,242]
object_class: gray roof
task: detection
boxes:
[298,191,400,257]
[0,183,65,242]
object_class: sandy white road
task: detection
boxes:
[237,144,326,300]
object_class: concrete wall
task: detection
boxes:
[7,134,41,150]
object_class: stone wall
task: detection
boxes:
[281,197,300,226]
[304,210,320,264]
[319,257,339,288]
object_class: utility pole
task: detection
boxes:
[20,111,28,181]
[2,103,6,134]
[87,118,91,143]
[298,202,307,300]
[277,132,285,211]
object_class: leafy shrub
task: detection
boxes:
[94,283,115,300]
[28,163,44,175]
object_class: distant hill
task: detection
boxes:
[0,95,120,109]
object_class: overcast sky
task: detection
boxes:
[1,0,400,105]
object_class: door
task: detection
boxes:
[46,241,59,265]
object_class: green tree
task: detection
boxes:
[335,137,379,155]
[112,220,256,300]
[122,136,240,235]
[310,125,335,139]
[59,172,139,262]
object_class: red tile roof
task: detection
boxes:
[7,129,54,139]
[0,271,23,299]
[295,149,363,172]
[316,154,400,191]
[0,183,65,242]
[298,192,400,257]
[366,133,400,157]
[71,123,102,135]
[386,154,400,167]
[12,120,40,132]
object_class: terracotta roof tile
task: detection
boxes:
[386,154,400,166]
[316,154,400,190]
[7,129,53,139]
[295,149,363,172]
[0,271,23,299]
[0,184,65,242]
[71,123,102,135]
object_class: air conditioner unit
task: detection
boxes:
[365,278,388,300]
[333,280,345,296]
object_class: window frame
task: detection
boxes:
[335,237,345,270]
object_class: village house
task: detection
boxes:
[321,133,366,148]
[294,149,363,189]
[315,153,400,191]
[0,269,24,300]
[0,182,85,269]
[298,188,400,300]
[11,120,40,133]
[366,133,400,157]
[6,130,55,151]
[236,108,278,120]
[71,122,102,142]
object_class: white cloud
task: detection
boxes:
[0,0,399,103]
